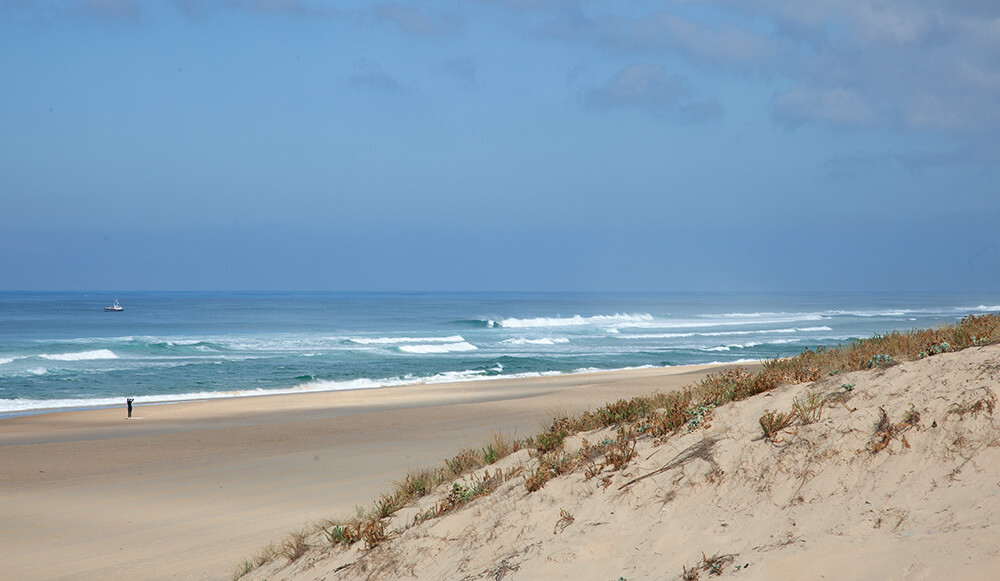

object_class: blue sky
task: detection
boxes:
[2,0,999,292]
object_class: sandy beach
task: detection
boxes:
[0,364,739,580]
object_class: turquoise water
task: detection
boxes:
[1,291,997,415]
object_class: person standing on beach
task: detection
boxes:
[127,397,134,419]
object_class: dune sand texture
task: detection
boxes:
[244,344,1000,581]
[0,365,734,580]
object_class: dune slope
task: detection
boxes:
[245,344,1000,580]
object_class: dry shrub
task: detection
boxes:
[699,552,735,576]
[759,409,796,441]
[792,392,826,424]
[697,367,754,404]
[525,452,575,492]
[482,432,517,464]
[866,405,921,454]
[645,390,696,437]
[596,397,655,426]
[947,388,997,419]
[280,530,309,562]
[553,508,575,535]
[360,517,388,550]
[252,543,279,567]
[576,438,607,463]
[396,468,436,499]
[324,522,358,546]
[603,428,638,471]
[761,313,1000,380]
[792,365,822,383]
[414,468,516,524]
[444,448,485,478]
[232,559,254,580]
[374,492,404,519]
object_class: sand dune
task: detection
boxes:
[245,344,1000,580]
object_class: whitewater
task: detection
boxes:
[1,291,997,416]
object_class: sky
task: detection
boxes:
[2,0,999,292]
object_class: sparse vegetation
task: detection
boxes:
[758,409,797,441]
[553,509,575,535]
[866,404,923,454]
[280,530,309,562]
[792,391,826,424]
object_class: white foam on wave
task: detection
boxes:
[706,312,827,323]
[611,313,829,330]
[499,313,654,328]
[620,326,833,340]
[500,337,570,346]
[349,335,466,345]
[39,349,118,362]
[0,367,540,414]
[398,341,478,354]
[827,309,914,318]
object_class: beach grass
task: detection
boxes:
[234,313,1000,579]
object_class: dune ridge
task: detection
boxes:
[243,342,1000,580]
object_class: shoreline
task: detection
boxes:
[0,361,761,420]
[0,361,751,580]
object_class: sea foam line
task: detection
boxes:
[348,335,466,345]
[0,366,653,415]
[620,326,832,339]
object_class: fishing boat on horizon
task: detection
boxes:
[104,299,124,312]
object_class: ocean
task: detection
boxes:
[1,291,997,416]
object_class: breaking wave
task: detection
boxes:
[500,338,570,346]
[498,313,654,328]
[398,341,478,354]
[39,349,118,361]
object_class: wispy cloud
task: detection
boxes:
[1,0,143,22]
[537,10,781,69]
[78,0,141,20]
[723,1,1000,133]
[440,56,477,86]
[771,85,876,128]
[349,58,410,95]
[496,1,1000,135]
[372,3,459,37]
[585,63,721,121]
[173,0,342,19]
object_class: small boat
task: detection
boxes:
[105,299,124,312]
